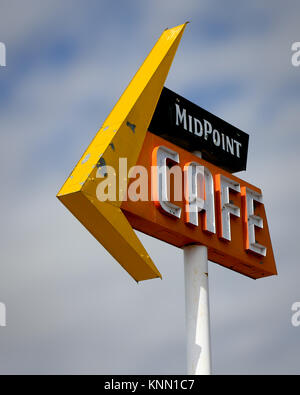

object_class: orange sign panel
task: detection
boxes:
[121,132,277,279]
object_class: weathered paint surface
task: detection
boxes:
[121,132,277,280]
[57,24,188,282]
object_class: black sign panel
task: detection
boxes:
[149,87,249,173]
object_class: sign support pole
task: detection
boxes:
[184,150,211,375]
[184,245,211,375]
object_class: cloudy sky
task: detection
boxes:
[0,0,299,374]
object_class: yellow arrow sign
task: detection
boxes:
[57,23,188,282]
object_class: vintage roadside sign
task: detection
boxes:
[57,23,277,282]
[121,132,276,279]
[149,87,249,173]
[57,23,188,282]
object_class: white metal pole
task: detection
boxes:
[184,149,211,375]
[184,245,211,375]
